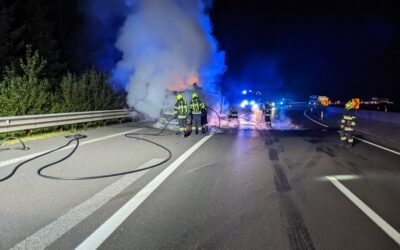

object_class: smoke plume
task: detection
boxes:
[108,0,226,118]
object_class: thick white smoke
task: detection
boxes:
[113,0,226,118]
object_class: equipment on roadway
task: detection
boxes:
[0,121,178,182]
[0,136,29,152]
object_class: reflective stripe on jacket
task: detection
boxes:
[190,98,205,114]
[174,100,188,116]
[341,111,356,131]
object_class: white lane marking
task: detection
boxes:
[0,128,143,169]
[328,176,400,246]
[76,134,215,250]
[303,110,400,156]
[353,136,400,156]
[303,110,329,128]
[11,159,161,250]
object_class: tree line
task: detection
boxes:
[0,0,126,117]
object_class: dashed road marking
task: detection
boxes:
[328,176,400,246]
[10,158,161,250]
[76,134,214,250]
[352,136,400,156]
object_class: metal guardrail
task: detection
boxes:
[0,109,133,133]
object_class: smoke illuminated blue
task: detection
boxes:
[80,0,226,102]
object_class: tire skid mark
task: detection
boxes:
[261,130,316,250]
[273,163,292,193]
[304,154,323,169]
[316,146,337,158]
[268,149,280,161]
[282,195,316,250]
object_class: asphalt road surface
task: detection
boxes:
[0,108,399,250]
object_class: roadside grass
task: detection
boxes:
[0,129,77,146]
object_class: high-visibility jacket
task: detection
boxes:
[340,111,356,131]
[174,100,188,118]
[189,98,205,115]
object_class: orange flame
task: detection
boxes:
[167,74,200,92]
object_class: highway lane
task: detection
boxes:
[92,110,399,249]
[0,124,206,249]
[1,109,399,249]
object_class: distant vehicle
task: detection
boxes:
[239,89,263,110]
[309,95,330,107]
[278,98,293,108]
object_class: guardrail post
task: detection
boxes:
[320,111,324,120]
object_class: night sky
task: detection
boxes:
[211,0,400,102]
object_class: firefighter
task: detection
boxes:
[340,101,357,147]
[189,93,206,135]
[228,107,239,121]
[262,101,272,127]
[174,93,189,136]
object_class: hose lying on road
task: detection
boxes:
[37,133,172,180]
[0,112,220,182]
[0,136,29,152]
[206,106,221,130]
[141,117,176,136]
[0,126,175,182]
[0,134,85,182]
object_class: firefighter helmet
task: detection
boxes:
[345,101,354,110]
[176,93,183,101]
[192,93,198,99]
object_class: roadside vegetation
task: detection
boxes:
[0,1,128,141]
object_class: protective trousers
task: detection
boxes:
[340,128,354,144]
[264,114,271,123]
[192,114,202,132]
[178,118,187,133]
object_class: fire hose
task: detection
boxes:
[0,109,220,182]
[0,136,29,152]
[0,118,177,182]
[206,106,221,130]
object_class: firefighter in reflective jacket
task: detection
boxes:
[262,101,272,127]
[228,107,238,121]
[189,93,206,134]
[174,93,189,136]
[340,101,357,147]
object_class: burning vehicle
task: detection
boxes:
[158,83,208,131]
